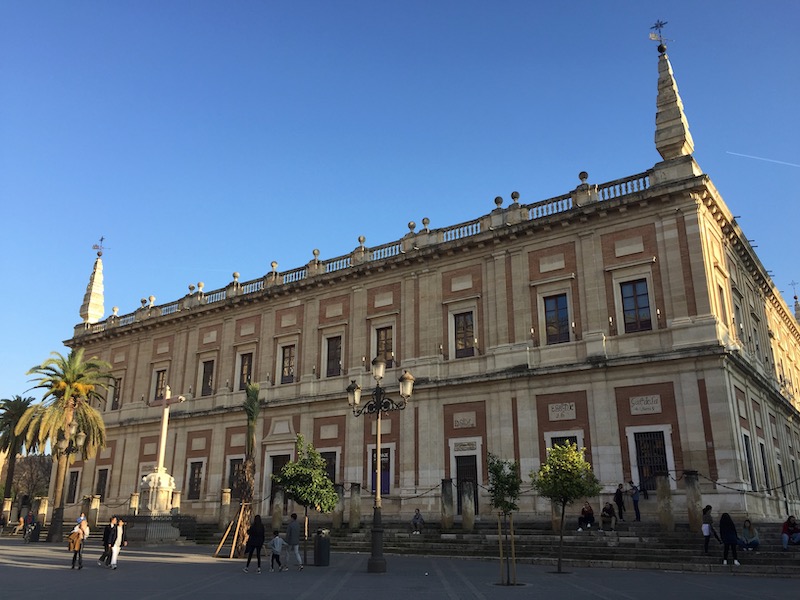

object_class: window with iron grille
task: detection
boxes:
[454,312,475,358]
[326,337,342,377]
[759,442,771,492]
[281,345,295,384]
[320,451,337,483]
[621,279,652,333]
[743,433,757,491]
[376,327,393,368]
[188,462,203,500]
[549,435,578,449]
[66,471,79,504]
[228,458,244,500]
[238,353,253,391]
[201,360,214,396]
[544,294,570,344]
[110,377,122,410]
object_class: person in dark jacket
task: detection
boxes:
[243,514,266,573]
[719,512,740,565]
[98,516,117,567]
[613,484,626,521]
[109,518,128,570]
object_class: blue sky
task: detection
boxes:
[1,1,797,402]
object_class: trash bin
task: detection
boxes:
[29,522,42,542]
[313,528,330,566]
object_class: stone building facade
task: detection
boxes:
[59,45,800,524]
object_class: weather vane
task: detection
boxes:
[790,280,798,299]
[92,236,107,256]
[649,20,671,51]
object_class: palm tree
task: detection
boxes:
[17,348,111,541]
[234,382,260,556]
[0,395,36,501]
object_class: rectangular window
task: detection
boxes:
[95,468,109,501]
[544,294,570,344]
[188,462,203,500]
[201,360,214,396]
[743,433,757,491]
[281,345,295,384]
[66,471,79,504]
[154,369,167,402]
[110,377,122,411]
[621,279,652,333]
[239,353,253,391]
[759,442,771,493]
[228,458,244,500]
[326,337,342,377]
[454,312,475,358]
[320,451,337,483]
[549,435,578,448]
[376,327,393,368]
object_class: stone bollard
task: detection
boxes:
[684,470,702,533]
[441,478,454,530]
[656,473,674,532]
[89,495,101,527]
[220,488,232,530]
[2,497,11,526]
[332,484,344,530]
[349,484,361,530]
[271,489,284,532]
[460,481,475,531]
[129,492,139,516]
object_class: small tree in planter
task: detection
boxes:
[272,434,338,564]
[487,452,521,585]
[531,442,601,573]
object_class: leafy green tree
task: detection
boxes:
[234,383,260,557]
[272,434,338,561]
[487,453,522,585]
[18,348,111,541]
[0,395,36,502]
[531,442,602,573]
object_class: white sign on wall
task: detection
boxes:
[548,402,576,421]
[630,395,662,415]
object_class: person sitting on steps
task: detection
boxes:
[600,502,617,532]
[577,501,594,531]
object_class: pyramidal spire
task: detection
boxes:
[654,41,695,160]
[80,242,105,324]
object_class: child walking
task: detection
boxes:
[269,530,286,572]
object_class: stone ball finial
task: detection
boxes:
[358,235,366,247]
[197,282,204,291]
[422,217,430,229]
[112,306,119,315]
[189,284,196,293]
[408,221,416,232]
[312,248,320,259]
[658,43,666,54]
[271,261,278,272]
[140,298,148,307]
[149,295,156,307]
[579,171,589,183]
[511,191,520,202]
[233,272,240,282]
[97,250,103,258]
[494,196,503,207]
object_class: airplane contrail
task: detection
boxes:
[726,151,800,168]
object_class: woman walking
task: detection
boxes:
[243,514,266,574]
[719,512,740,566]
[702,505,721,554]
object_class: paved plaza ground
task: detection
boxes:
[0,536,797,600]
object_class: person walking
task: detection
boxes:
[243,514,266,573]
[69,515,90,569]
[285,512,303,570]
[702,505,721,554]
[613,484,626,521]
[628,481,641,521]
[719,512,740,566]
[98,516,117,567]
[109,517,127,570]
[269,530,286,572]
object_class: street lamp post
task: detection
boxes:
[48,421,86,542]
[346,357,414,573]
